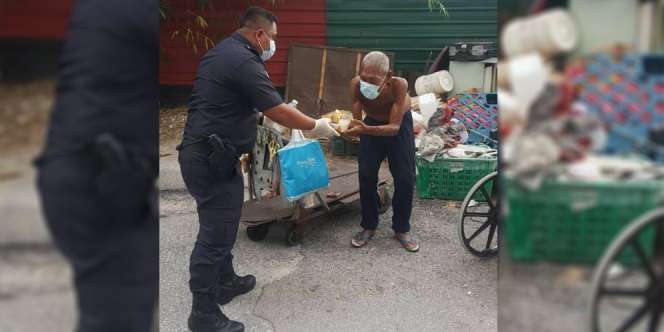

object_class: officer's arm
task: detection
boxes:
[236,58,317,131]
[263,103,316,130]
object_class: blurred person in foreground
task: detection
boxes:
[345,51,418,252]
[34,1,159,331]
[178,6,338,332]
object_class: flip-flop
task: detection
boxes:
[394,234,420,252]
[351,230,374,248]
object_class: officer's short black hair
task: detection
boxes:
[240,6,278,30]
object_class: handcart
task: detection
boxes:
[457,170,499,258]
[562,52,664,332]
[440,92,500,258]
[586,131,664,332]
[504,51,664,331]
[588,208,664,332]
[240,125,392,246]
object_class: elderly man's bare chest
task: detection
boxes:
[360,94,395,121]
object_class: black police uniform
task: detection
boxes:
[35,1,158,332]
[178,33,282,297]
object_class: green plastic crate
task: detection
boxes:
[331,136,359,157]
[331,136,346,156]
[415,156,497,200]
[505,179,664,265]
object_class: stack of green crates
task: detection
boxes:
[415,156,497,200]
[331,136,360,157]
[505,178,664,265]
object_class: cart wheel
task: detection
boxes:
[286,226,302,246]
[246,223,271,242]
[377,186,392,215]
[589,208,664,332]
[458,171,498,258]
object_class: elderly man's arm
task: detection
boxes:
[349,77,364,122]
[348,78,410,137]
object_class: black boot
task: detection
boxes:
[188,293,244,332]
[215,274,256,305]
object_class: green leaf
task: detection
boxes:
[427,0,450,18]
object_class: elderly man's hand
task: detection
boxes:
[344,119,367,136]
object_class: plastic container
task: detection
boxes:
[331,136,359,157]
[415,156,497,200]
[565,53,664,157]
[502,9,578,58]
[415,70,454,96]
[416,93,439,124]
[448,93,498,146]
[505,178,664,265]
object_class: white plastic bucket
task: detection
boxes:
[502,9,578,58]
[508,53,548,109]
[414,70,454,96]
[417,93,438,124]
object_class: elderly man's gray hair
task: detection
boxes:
[361,51,389,74]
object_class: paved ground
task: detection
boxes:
[499,247,662,332]
[0,81,77,331]
[159,153,497,332]
[498,255,593,332]
[0,243,75,331]
[0,151,77,332]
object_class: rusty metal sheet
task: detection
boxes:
[285,45,324,118]
[320,50,359,115]
[285,44,394,119]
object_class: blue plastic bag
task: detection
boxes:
[278,130,330,202]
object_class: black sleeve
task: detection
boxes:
[235,59,283,112]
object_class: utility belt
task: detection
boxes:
[177,134,241,180]
[35,133,157,223]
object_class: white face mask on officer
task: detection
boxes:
[256,30,276,62]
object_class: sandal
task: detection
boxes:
[394,233,419,252]
[351,229,375,248]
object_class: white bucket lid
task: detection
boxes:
[542,9,578,53]
[437,70,454,92]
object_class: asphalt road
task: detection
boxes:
[0,149,77,332]
[0,243,75,331]
[159,154,497,332]
[498,251,663,332]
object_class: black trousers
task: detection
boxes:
[178,142,243,295]
[36,152,158,332]
[358,112,416,234]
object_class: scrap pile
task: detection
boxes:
[414,94,497,162]
[499,9,664,189]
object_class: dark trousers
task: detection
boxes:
[359,111,416,234]
[37,152,158,332]
[178,142,243,296]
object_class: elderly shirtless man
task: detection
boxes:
[345,51,418,252]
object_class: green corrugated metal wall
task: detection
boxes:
[326,0,497,72]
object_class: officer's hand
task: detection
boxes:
[309,118,340,138]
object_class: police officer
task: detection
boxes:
[35,1,158,331]
[178,6,338,332]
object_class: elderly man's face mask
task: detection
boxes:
[360,73,389,100]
